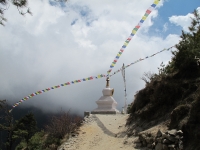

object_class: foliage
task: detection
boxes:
[16,131,45,150]
[0,0,68,26]
[169,104,191,129]
[167,9,200,78]
[45,110,72,139]
[0,99,6,109]
[13,112,37,149]
[141,71,156,85]
[15,140,26,150]
[28,131,45,150]
[43,135,61,150]
[45,110,82,139]
[12,110,83,150]
[1,100,83,149]
[44,110,82,149]
[126,104,132,114]
[0,0,31,25]
[0,99,15,150]
[128,9,200,149]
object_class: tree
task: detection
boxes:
[44,110,82,148]
[168,9,200,77]
[0,0,68,26]
[141,71,156,85]
[28,131,45,150]
[0,99,6,108]
[0,100,15,150]
[16,131,45,150]
[13,112,37,150]
[45,110,79,139]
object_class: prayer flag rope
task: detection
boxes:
[107,0,160,75]
[9,74,106,112]
[109,46,174,77]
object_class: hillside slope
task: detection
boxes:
[127,71,200,150]
[127,9,200,150]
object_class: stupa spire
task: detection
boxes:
[106,77,110,88]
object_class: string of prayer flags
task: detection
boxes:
[109,46,174,77]
[107,0,160,75]
[9,74,106,112]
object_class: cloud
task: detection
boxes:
[169,10,197,32]
[0,0,180,115]
[163,23,168,32]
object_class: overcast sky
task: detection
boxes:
[0,0,200,115]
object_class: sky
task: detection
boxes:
[0,0,200,115]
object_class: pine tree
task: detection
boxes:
[13,113,37,150]
[0,100,15,150]
[168,9,200,78]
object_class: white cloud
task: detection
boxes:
[163,23,168,32]
[168,6,200,34]
[0,0,180,115]
[169,12,194,32]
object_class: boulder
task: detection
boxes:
[156,137,162,143]
[168,144,175,148]
[155,143,163,150]
[157,129,163,137]
[168,135,176,142]
[162,144,169,150]
[133,137,141,143]
[147,143,152,148]
[135,143,142,147]
[146,137,153,144]
[142,141,147,147]
[163,139,172,144]
[162,133,176,142]
[177,130,183,136]
[179,140,183,150]
[168,129,177,136]
[152,142,156,149]
[139,133,146,142]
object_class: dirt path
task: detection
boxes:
[58,114,137,150]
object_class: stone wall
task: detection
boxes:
[134,129,183,150]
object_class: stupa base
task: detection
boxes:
[91,109,119,114]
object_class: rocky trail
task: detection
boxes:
[58,114,138,150]
[58,113,184,150]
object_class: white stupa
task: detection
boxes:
[91,77,119,114]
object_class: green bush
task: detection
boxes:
[28,132,45,150]
[43,135,61,150]
[170,104,191,129]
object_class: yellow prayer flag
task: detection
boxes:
[154,0,159,4]
[142,16,147,20]
[132,30,137,34]
[124,42,128,46]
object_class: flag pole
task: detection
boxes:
[121,63,127,114]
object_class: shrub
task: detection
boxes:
[169,104,191,129]
[28,131,45,150]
